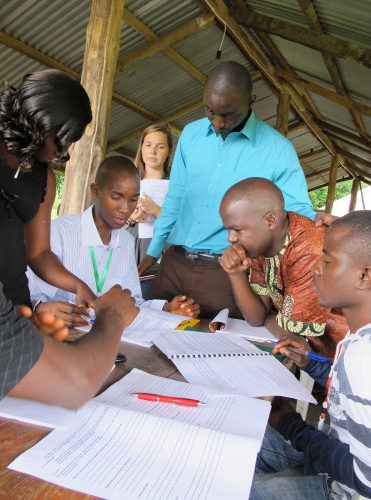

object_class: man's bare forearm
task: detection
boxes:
[228,272,269,326]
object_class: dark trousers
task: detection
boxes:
[152,246,243,319]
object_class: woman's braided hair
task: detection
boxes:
[0,69,92,162]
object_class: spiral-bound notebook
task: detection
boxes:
[155,330,269,359]
[155,330,317,403]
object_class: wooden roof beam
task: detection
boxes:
[107,69,262,153]
[308,176,353,192]
[198,0,339,158]
[299,148,327,161]
[107,98,204,152]
[300,160,328,184]
[122,8,207,84]
[0,30,80,79]
[116,13,216,72]
[230,6,371,69]
[288,122,307,134]
[337,148,371,170]
[0,30,159,122]
[313,119,371,149]
[276,69,371,118]
[228,1,358,181]
[297,0,369,141]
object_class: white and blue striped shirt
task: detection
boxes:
[28,205,165,310]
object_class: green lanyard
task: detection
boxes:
[89,247,113,295]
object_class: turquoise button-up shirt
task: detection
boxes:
[147,112,315,258]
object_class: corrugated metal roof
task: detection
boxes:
[0,0,370,191]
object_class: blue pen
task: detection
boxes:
[247,338,331,363]
[80,314,95,325]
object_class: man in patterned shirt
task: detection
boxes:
[249,210,371,500]
[219,177,347,357]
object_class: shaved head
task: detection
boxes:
[205,61,252,100]
[220,178,288,258]
[95,156,139,188]
[329,210,371,266]
[221,178,285,218]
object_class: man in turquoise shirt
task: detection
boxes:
[139,61,315,318]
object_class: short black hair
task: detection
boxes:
[329,210,371,265]
[205,61,252,100]
[95,156,139,188]
[0,69,92,162]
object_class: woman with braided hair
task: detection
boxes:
[0,69,95,309]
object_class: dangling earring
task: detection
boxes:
[14,155,34,179]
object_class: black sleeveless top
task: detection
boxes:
[0,150,48,306]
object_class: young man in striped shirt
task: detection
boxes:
[250,210,371,500]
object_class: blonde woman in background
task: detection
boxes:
[125,124,172,287]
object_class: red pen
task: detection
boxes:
[131,393,206,407]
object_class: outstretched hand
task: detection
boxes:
[168,295,200,318]
[220,243,252,274]
[18,304,68,342]
[35,301,91,328]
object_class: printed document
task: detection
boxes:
[155,331,317,404]
[138,179,169,238]
[9,369,271,500]
[210,308,275,341]
[121,307,190,346]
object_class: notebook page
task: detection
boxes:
[155,330,267,358]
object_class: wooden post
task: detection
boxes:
[349,178,360,212]
[276,92,290,137]
[60,0,124,215]
[325,154,340,213]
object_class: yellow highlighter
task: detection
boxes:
[175,319,200,330]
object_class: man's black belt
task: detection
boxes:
[175,246,221,263]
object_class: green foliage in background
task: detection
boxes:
[55,171,64,199]
[309,180,367,211]
[52,171,65,219]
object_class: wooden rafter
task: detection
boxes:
[249,26,323,120]
[276,69,371,118]
[297,0,369,141]
[288,122,307,134]
[107,98,204,152]
[0,30,157,122]
[122,8,207,84]
[313,119,371,149]
[299,148,327,161]
[300,160,328,184]
[198,1,337,153]
[108,69,262,151]
[116,13,216,72]
[231,0,359,183]
[336,148,371,170]
[194,0,361,189]
[325,154,340,212]
[230,7,371,69]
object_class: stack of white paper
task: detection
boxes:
[9,369,271,500]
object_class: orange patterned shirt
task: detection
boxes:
[250,212,348,357]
